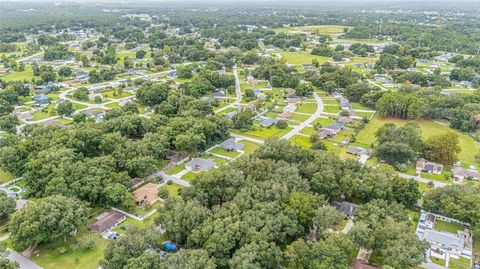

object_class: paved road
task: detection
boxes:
[8,249,43,269]
[421,262,447,269]
[214,66,242,114]
[397,173,447,188]
[282,92,324,140]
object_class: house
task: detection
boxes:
[253,88,266,99]
[416,158,443,174]
[416,211,472,262]
[224,111,237,120]
[340,100,352,110]
[185,158,215,172]
[338,116,353,123]
[80,109,105,122]
[261,117,277,127]
[346,146,372,157]
[0,186,17,198]
[214,88,226,98]
[33,95,51,107]
[452,166,480,181]
[219,138,244,152]
[283,103,297,113]
[132,183,159,206]
[324,122,345,133]
[318,129,336,139]
[332,201,358,218]
[350,259,378,269]
[278,111,292,120]
[89,211,126,234]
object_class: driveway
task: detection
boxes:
[214,65,242,114]
[8,249,42,269]
[397,173,447,188]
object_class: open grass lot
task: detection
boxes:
[296,102,317,114]
[322,99,339,105]
[277,25,349,35]
[238,140,261,154]
[289,135,312,148]
[162,183,182,197]
[354,116,480,167]
[434,220,464,234]
[102,90,133,99]
[300,126,317,136]
[105,102,121,109]
[335,37,384,44]
[356,111,376,119]
[0,65,40,82]
[31,231,108,269]
[313,117,336,126]
[323,105,341,114]
[351,102,374,111]
[237,125,293,140]
[182,171,205,181]
[165,164,185,175]
[0,168,14,184]
[431,257,446,267]
[56,117,73,125]
[290,113,310,122]
[72,103,88,110]
[210,147,241,158]
[280,51,329,65]
[349,57,377,64]
[33,110,55,121]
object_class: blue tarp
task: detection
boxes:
[164,242,177,251]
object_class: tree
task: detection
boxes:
[9,195,89,250]
[103,227,150,269]
[162,249,216,269]
[275,120,288,129]
[135,83,169,107]
[135,50,147,59]
[232,110,254,130]
[313,205,345,235]
[0,191,15,219]
[56,100,74,116]
[424,131,461,164]
[58,67,72,77]
[0,115,19,134]
[295,83,314,97]
[229,241,282,269]
[72,87,89,101]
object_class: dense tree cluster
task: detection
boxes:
[140,139,423,268]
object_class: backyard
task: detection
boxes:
[279,51,329,65]
[434,220,464,234]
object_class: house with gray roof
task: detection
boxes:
[219,138,244,152]
[332,201,357,218]
[185,158,215,172]
[452,166,480,181]
[261,117,277,127]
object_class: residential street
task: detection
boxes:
[282,92,324,140]
[214,65,242,114]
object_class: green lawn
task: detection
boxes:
[313,117,336,127]
[55,117,73,125]
[31,231,108,269]
[354,116,480,167]
[290,113,310,122]
[449,256,471,269]
[356,111,376,119]
[161,183,182,198]
[165,164,185,175]
[105,102,121,109]
[211,147,241,158]
[323,105,341,114]
[280,51,329,65]
[0,65,40,82]
[431,257,445,267]
[277,25,349,35]
[182,171,204,182]
[33,110,55,121]
[288,135,312,148]
[238,140,261,154]
[351,102,374,111]
[300,126,317,136]
[102,90,133,99]
[72,103,88,111]
[434,220,464,234]
[237,125,293,140]
[322,99,339,105]
[296,102,317,114]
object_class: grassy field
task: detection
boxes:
[0,65,40,82]
[238,140,261,154]
[296,102,317,114]
[323,105,341,114]
[290,113,310,122]
[31,231,108,269]
[210,147,241,158]
[237,125,293,140]
[165,164,185,175]
[313,117,336,127]
[33,110,55,121]
[289,135,312,148]
[102,90,133,99]
[434,220,464,234]
[280,51,329,65]
[162,183,182,197]
[105,102,121,109]
[300,126,317,136]
[277,25,349,35]
[354,116,480,167]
